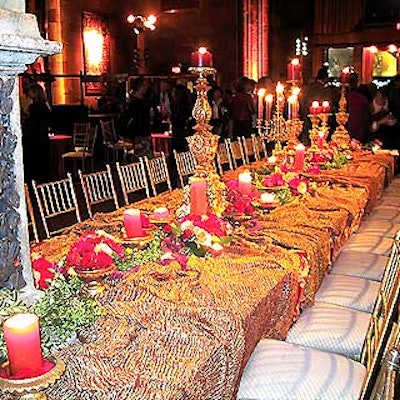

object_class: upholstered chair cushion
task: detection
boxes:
[286,302,370,360]
[341,235,393,256]
[330,250,387,281]
[315,274,380,313]
[238,339,366,400]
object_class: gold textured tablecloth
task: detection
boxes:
[27,152,393,400]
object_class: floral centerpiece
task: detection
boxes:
[162,213,232,267]
[65,230,124,273]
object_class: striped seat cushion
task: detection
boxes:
[238,339,366,400]
[286,302,370,360]
[341,234,393,256]
[379,197,400,207]
[356,220,400,238]
[315,274,380,313]
[331,250,388,281]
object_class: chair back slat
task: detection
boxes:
[116,160,150,205]
[144,152,172,196]
[174,150,197,187]
[79,165,119,218]
[32,173,81,238]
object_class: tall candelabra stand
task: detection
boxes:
[269,94,290,162]
[331,84,351,149]
[186,66,227,215]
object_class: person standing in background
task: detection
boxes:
[22,83,52,183]
[228,77,256,139]
[125,79,153,159]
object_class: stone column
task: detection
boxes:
[0,3,61,296]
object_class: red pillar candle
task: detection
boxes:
[191,47,213,67]
[238,172,253,195]
[309,101,320,114]
[294,143,306,171]
[287,58,301,82]
[3,313,43,378]
[321,100,330,113]
[190,179,208,215]
[123,209,145,238]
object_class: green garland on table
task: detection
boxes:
[116,229,164,271]
[0,273,103,361]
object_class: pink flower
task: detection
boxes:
[307,164,321,174]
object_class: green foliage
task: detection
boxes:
[0,274,102,361]
[321,152,350,170]
[273,187,293,205]
[116,229,164,271]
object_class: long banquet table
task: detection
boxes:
[27,151,394,400]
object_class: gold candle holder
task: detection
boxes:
[318,112,331,147]
[0,357,65,400]
[308,114,321,147]
[186,66,227,216]
[331,85,350,149]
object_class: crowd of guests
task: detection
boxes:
[20,70,400,183]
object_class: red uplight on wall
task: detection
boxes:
[83,29,104,69]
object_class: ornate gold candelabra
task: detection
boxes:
[0,357,65,400]
[331,85,351,149]
[187,66,227,215]
[308,113,320,147]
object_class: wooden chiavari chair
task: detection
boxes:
[78,165,119,218]
[32,173,81,238]
[253,135,267,160]
[116,160,150,206]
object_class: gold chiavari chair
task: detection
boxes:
[314,233,400,314]
[285,236,400,365]
[116,160,150,206]
[173,149,197,188]
[24,183,39,243]
[32,173,81,238]
[240,134,258,164]
[144,152,172,196]
[227,138,245,169]
[216,141,233,175]
[237,321,399,400]
[78,165,119,218]
[369,323,400,399]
